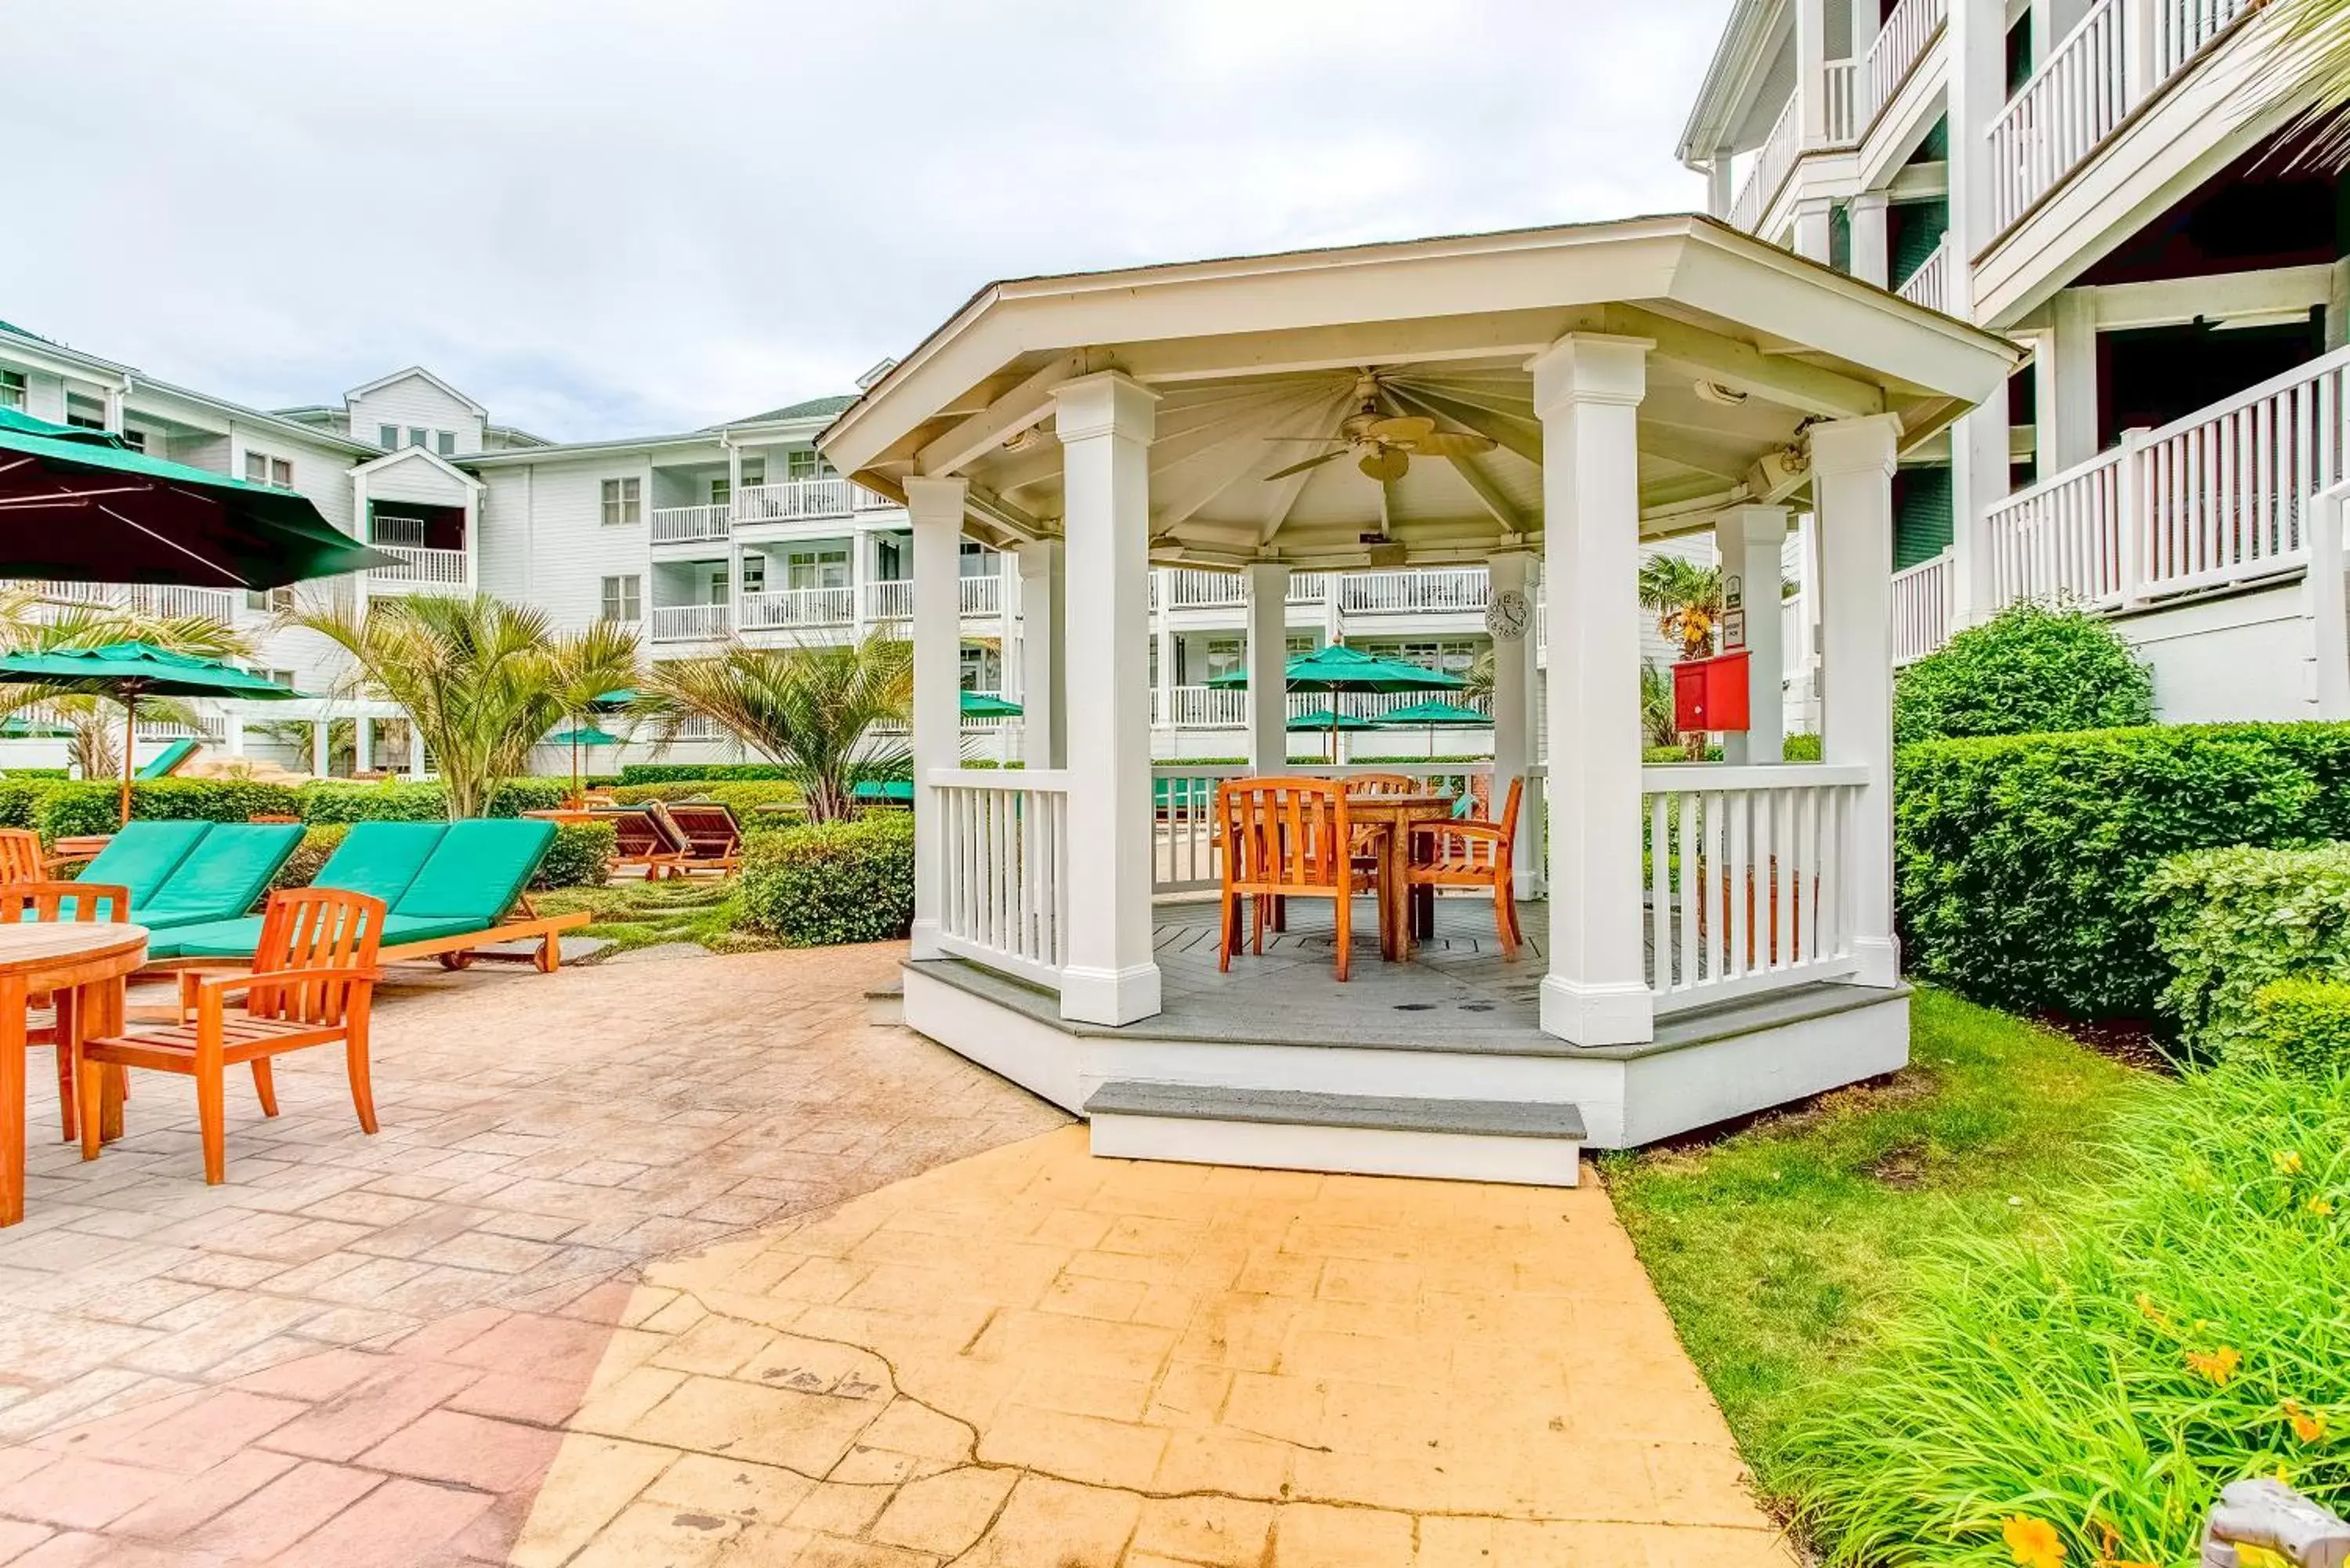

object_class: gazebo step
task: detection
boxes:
[1081,1081,1584,1187]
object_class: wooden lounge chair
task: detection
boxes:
[1407,776,1525,958]
[1217,777,1385,982]
[0,829,43,885]
[141,820,589,975]
[81,888,386,1185]
[586,806,690,880]
[1,880,131,1141]
[655,800,743,876]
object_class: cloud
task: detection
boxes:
[5,0,1725,440]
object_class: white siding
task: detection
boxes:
[348,373,485,456]
[476,460,653,633]
[363,450,469,509]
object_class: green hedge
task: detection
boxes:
[299,777,569,824]
[2147,844,2350,1056]
[738,812,914,946]
[35,779,304,840]
[1895,723,2350,1023]
[0,769,67,780]
[0,780,51,831]
[607,781,803,818]
[2247,977,2350,1078]
[617,762,790,784]
[1893,599,2154,745]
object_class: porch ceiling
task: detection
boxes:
[822,214,2020,569]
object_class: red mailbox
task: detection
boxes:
[1673,650,1751,733]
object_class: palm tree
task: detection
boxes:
[293,594,639,820]
[2259,0,2350,171]
[0,589,255,780]
[1640,660,1679,751]
[1637,555,1725,663]
[639,635,912,822]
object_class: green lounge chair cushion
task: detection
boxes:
[80,821,211,907]
[145,910,483,961]
[393,818,556,922]
[315,822,447,906]
[136,738,200,780]
[129,824,303,929]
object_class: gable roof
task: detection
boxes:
[352,443,484,490]
[724,394,856,427]
[345,365,488,418]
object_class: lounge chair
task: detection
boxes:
[136,738,201,780]
[144,818,588,974]
[655,800,742,876]
[0,829,44,885]
[72,820,211,907]
[121,824,304,932]
[585,806,690,880]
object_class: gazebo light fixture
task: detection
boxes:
[1694,380,1749,405]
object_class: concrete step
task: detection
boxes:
[1081,1081,1584,1186]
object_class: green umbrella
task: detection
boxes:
[960,690,1023,718]
[1374,697,1491,759]
[588,689,638,709]
[544,726,624,748]
[1287,705,1378,764]
[0,420,400,590]
[0,642,302,825]
[1207,644,1468,694]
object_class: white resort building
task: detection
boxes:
[1681,0,2350,717]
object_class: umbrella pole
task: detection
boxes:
[119,695,136,828]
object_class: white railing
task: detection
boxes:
[1289,572,1333,603]
[733,478,856,523]
[1983,345,2350,610]
[116,584,242,622]
[1989,0,2127,234]
[649,603,731,643]
[1166,569,1246,609]
[1823,60,1857,142]
[931,768,1071,988]
[1896,237,1950,311]
[1729,92,1801,234]
[0,579,110,607]
[959,574,1003,617]
[674,715,727,741]
[740,586,855,630]
[853,484,897,512]
[864,579,914,620]
[1153,686,1249,727]
[1780,588,1814,679]
[2157,0,2256,76]
[368,546,468,589]
[1150,762,1504,896]
[1891,550,1957,664]
[1284,689,1489,722]
[1340,568,1490,614]
[651,504,730,545]
[1645,765,1867,1013]
[1862,0,1948,129]
[135,715,227,741]
[368,515,425,547]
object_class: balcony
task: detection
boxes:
[959,574,1003,617]
[865,579,914,621]
[1896,237,1950,313]
[651,504,730,545]
[366,546,469,594]
[649,603,730,643]
[1859,0,1947,134]
[1338,567,1490,614]
[1727,60,1856,236]
[741,586,856,632]
[733,477,898,525]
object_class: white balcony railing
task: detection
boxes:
[1823,59,1857,142]
[1896,237,1950,312]
[1645,765,1868,1013]
[1861,0,1948,130]
[368,516,425,547]
[651,504,730,545]
[1891,550,1957,664]
[959,574,1003,617]
[649,604,730,643]
[740,586,855,631]
[117,583,243,622]
[1288,571,1333,603]
[1152,686,1248,728]
[931,768,1072,989]
[864,579,914,620]
[367,546,468,591]
[733,478,857,523]
[1729,92,1803,234]
[2156,0,2255,77]
[1165,568,1246,609]
[1339,567,1490,614]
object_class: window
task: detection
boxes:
[243,451,293,487]
[600,477,642,527]
[243,588,295,613]
[740,556,766,594]
[709,569,729,604]
[786,448,834,482]
[244,665,296,689]
[710,477,730,505]
[405,427,428,449]
[785,545,849,591]
[120,429,147,454]
[378,423,399,449]
[436,431,455,458]
[600,574,643,622]
[740,456,766,487]
[65,393,105,430]
[0,371,23,412]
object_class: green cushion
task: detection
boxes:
[393,818,556,922]
[148,909,483,961]
[129,824,303,929]
[316,822,447,906]
[81,821,211,907]
[136,738,200,780]
[379,914,490,947]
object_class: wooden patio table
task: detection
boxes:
[1342,794,1457,961]
[0,922,146,1226]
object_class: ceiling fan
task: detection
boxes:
[1265,375,1496,483]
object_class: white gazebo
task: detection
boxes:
[821,214,2018,1186]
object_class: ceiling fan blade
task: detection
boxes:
[1265,450,1350,481]
[1358,447,1410,483]
[1411,430,1498,458]
[1262,436,1347,444]
[1364,415,1435,443]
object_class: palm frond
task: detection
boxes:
[2258,0,2350,172]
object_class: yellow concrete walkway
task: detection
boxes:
[512,1127,1794,1567]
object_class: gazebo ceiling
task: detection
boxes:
[822,215,2022,569]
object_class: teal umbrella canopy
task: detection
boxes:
[960,690,1023,718]
[1374,699,1490,726]
[1207,645,1468,693]
[588,689,639,710]
[0,408,124,447]
[0,641,304,701]
[1286,707,1378,732]
[544,726,623,748]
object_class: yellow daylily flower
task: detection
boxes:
[2186,1346,2242,1385]
[2004,1515,2066,1568]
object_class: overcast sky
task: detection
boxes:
[6,1,1728,443]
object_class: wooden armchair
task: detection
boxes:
[1217,777,1385,981]
[0,830,45,885]
[1407,776,1525,958]
[0,882,131,1141]
[80,888,386,1185]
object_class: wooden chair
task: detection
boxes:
[0,830,45,886]
[1342,773,1421,797]
[0,882,131,1141]
[80,888,386,1185]
[1407,776,1525,958]
[1217,777,1385,981]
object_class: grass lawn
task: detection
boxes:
[532,876,771,954]
[1602,986,2158,1505]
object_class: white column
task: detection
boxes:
[2312,481,2350,720]
[1052,371,1161,1026]
[1795,0,1829,142]
[407,720,425,780]
[102,385,125,435]
[226,718,247,759]
[1950,400,2011,627]
[1153,585,1175,733]
[1947,0,2005,266]
[461,493,480,592]
[310,721,331,779]
[2048,289,2099,472]
[1812,415,1904,989]
[1487,551,1538,893]
[1519,558,1547,896]
[1794,197,1835,264]
[1530,334,1653,1047]
[1705,158,1734,219]
[1719,505,1790,766]
[1848,193,1890,289]
[354,717,374,775]
[1016,539,1066,769]
[904,476,968,964]
[1245,563,1289,775]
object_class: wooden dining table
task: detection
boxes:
[0,922,147,1226]
[1343,794,1459,961]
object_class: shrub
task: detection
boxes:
[1893,600,2154,744]
[1,769,67,780]
[607,780,802,814]
[1896,725,2341,1022]
[1780,1064,2348,1567]
[533,821,616,890]
[272,824,349,890]
[737,812,914,946]
[617,763,792,784]
[2148,845,2350,1056]
[35,779,303,840]
[0,779,53,831]
[2247,977,2350,1078]
[298,777,569,824]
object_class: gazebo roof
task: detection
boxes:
[820,213,2021,569]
